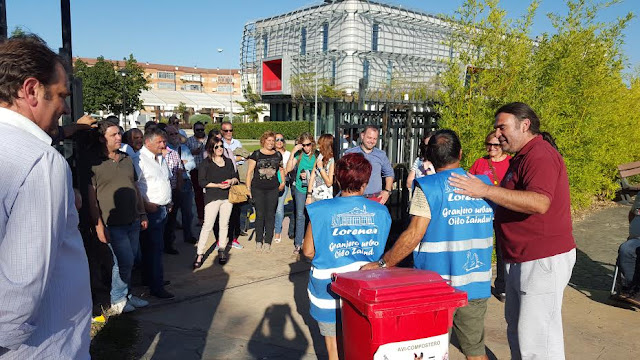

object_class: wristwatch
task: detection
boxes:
[378,258,387,268]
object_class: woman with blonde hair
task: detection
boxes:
[274,133,293,243]
[246,131,285,252]
[285,132,317,254]
[306,134,335,204]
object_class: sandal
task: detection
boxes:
[274,236,281,243]
[193,254,204,269]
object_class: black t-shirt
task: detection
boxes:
[198,157,237,204]
[248,150,282,190]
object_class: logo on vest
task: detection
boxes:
[463,251,484,272]
[331,205,376,228]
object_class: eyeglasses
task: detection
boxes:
[485,143,501,148]
[275,138,284,142]
[221,129,233,133]
[302,143,313,147]
[214,145,223,150]
[167,132,178,136]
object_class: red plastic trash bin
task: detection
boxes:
[331,268,467,360]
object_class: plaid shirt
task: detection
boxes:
[164,148,182,189]
[186,135,207,167]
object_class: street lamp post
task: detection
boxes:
[120,69,127,130]
[217,48,234,122]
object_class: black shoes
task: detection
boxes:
[185,237,198,244]
[151,288,175,299]
[193,255,204,269]
[218,251,228,265]
[164,247,179,255]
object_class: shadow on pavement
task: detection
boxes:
[289,263,329,360]
[248,303,309,359]
[134,248,230,359]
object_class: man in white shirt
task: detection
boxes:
[135,127,174,299]
[221,120,244,163]
[0,34,91,359]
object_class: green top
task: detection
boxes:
[295,150,317,193]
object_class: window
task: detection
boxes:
[217,85,233,93]
[157,82,176,90]
[372,23,379,51]
[363,59,370,82]
[180,74,202,82]
[331,60,336,86]
[263,34,268,58]
[300,27,307,55]
[322,22,329,52]
[386,60,393,85]
[217,75,233,84]
[181,84,202,91]
[157,71,175,80]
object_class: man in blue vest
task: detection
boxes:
[362,129,494,360]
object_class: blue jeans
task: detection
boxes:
[141,205,168,293]
[108,245,129,305]
[274,186,291,235]
[618,237,640,288]
[107,221,141,287]
[293,188,308,247]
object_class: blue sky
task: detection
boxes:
[6,0,639,70]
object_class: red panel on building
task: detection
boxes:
[262,59,283,93]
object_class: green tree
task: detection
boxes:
[189,114,213,124]
[74,57,120,114]
[438,0,640,210]
[10,26,26,37]
[74,55,149,115]
[236,83,267,122]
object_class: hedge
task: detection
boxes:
[204,121,313,140]
[188,114,213,124]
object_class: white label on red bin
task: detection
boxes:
[373,333,449,360]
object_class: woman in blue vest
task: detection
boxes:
[302,153,391,360]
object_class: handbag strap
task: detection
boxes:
[487,158,499,185]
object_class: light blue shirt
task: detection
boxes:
[168,143,196,179]
[0,107,91,359]
[344,145,395,195]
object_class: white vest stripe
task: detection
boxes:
[311,261,371,280]
[414,236,493,253]
[308,289,340,309]
[441,270,492,287]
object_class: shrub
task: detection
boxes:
[205,121,313,140]
[438,0,640,211]
[189,114,213,124]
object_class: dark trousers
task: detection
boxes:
[252,187,279,244]
[141,206,168,293]
[164,180,194,248]
[494,238,506,293]
[190,169,205,222]
[82,227,113,316]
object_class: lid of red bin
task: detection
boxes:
[331,268,467,316]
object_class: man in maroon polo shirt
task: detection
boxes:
[449,102,576,360]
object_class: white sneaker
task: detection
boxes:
[128,295,149,308]
[122,303,136,313]
[107,299,127,315]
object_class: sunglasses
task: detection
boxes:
[214,145,223,150]
[221,129,233,133]
[275,138,284,142]
[302,143,313,147]
[485,143,501,148]
[194,128,205,132]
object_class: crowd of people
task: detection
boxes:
[3,33,638,360]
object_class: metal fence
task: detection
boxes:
[333,105,439,221]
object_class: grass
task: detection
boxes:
[90,315,140,360]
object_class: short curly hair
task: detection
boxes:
[259,131,276,147]
[335,153,372,193]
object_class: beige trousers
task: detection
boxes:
[196,199,233,255]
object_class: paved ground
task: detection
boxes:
[91,203,640,359]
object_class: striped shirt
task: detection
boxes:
[0,107,91,359]
[186,135,207,167]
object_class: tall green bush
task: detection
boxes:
[438,0,640,210]
[189,114,213,124]
[204,121,313,140]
